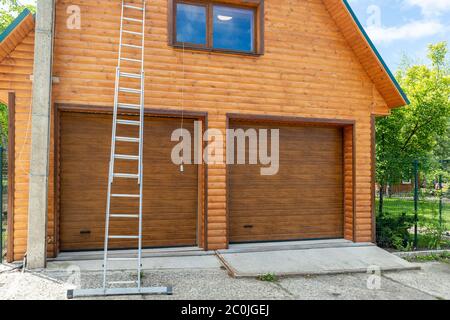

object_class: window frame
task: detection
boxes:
[168,0,264,56]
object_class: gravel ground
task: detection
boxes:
[384,261,450,299]
[0,264,74,300]
[1,262,448,300]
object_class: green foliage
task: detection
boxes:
[376,42,450,187]
[0,103,7,146]
[0,1,35,146]
[376,196,450,250]
[418,211,447,250]
[376,212,415,250]
[405,252,450,263]
[258,273,278,282]
[434,120,450,160]
[0,0,36,33]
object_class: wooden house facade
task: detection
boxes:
[0,0,407,262]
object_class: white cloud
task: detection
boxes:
[366,20,445,43]
[404,0,450,17]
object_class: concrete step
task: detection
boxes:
[219,239,375,254]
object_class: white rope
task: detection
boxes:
[16,92,33,176]
[179,42,185,171]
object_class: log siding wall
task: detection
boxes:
[1,0,389,260]
[0,29,58,261]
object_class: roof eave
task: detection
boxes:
[0,8,35,63]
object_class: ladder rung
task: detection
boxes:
[113,173,139,179]
[123,30,143,36]
[108,257,139,261]
[115,154,139,160]
[110,214,139,219]
[124,4,144,11]
[122,43,143,49]
[116,136,140,143]
[108,281,138,285]
[120,72,142,79]
[111,194,140,198]
[117,103,141,110]
[109,235,139,239]
[123,17,143,23]
[121,57,141,63]
[119,87,141,94]
[116,119,140,126]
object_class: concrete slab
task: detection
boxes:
[217,246,420,277]
[47,255,222,272]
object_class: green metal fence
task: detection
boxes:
[376,159,450,250]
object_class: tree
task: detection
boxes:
[376,42,450,201]
[0,1,36,33]
[434,120,450,160]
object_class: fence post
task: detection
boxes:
[0,146,3,263]
[378,185,384,215]
[439,174,443,227]
[413,159,419,249]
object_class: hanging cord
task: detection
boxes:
[17,88,33,176]
[179,42,186,172]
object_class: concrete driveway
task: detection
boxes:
[1,242,448,300]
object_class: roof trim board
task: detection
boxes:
[0,8,31,43]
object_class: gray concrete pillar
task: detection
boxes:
[27,0,56,269]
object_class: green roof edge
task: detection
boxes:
[342,0,410,106]
[0,8,32,43]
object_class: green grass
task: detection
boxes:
[258,273,278,282]
[416,234,450,250]
[376,197,450,226]
[405,252,450,263]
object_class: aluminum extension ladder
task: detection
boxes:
[68,0,171,299]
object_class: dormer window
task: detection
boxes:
[169,0,264,55]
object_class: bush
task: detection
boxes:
[418,215,447,250]
[376,212,415,250]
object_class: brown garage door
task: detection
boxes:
[229,121,344,243]
[59,112,198,251]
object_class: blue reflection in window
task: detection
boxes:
[176,3,207,45]
[213,5,254,52]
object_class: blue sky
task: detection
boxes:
[347,0,450,71]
